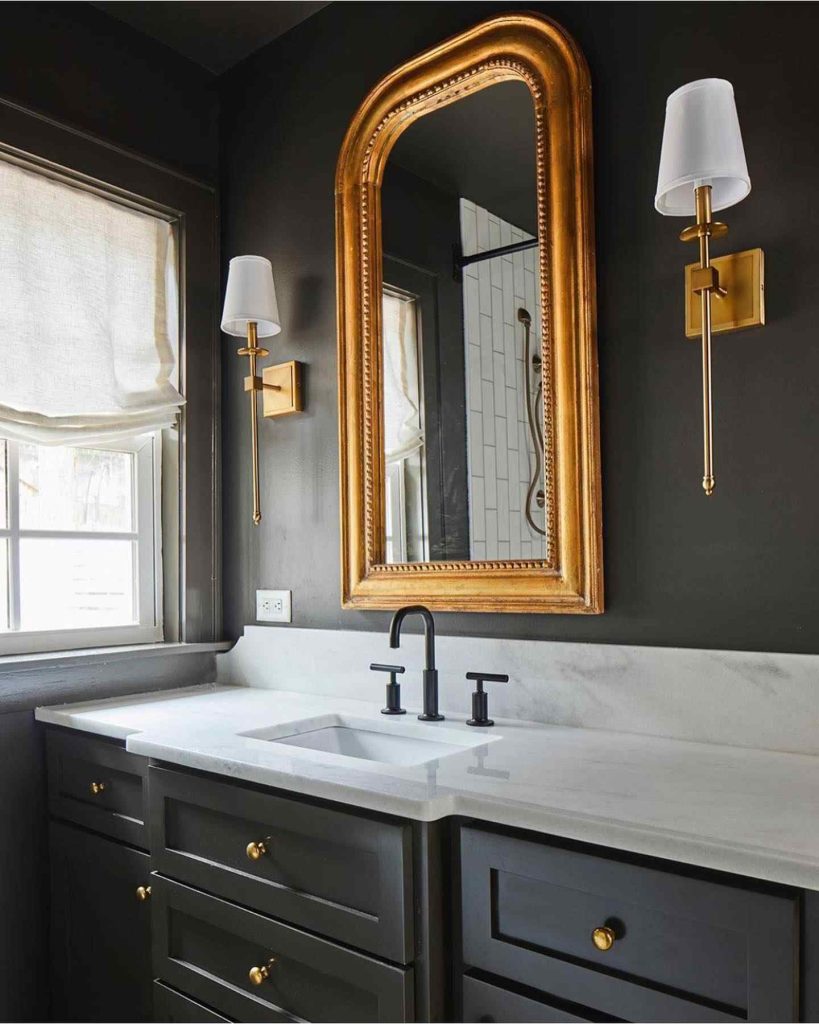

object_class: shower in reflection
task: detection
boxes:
[517,307,546,538]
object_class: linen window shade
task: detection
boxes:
[0,158,183,445]
[382,290,424,464]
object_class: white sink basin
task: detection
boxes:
[240,714,496,767]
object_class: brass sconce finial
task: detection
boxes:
[656,79,764,496]
[221,255,304,525]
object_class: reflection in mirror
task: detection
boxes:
[381,81,546,565]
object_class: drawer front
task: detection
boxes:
[47,729,147,847]
[150,765,413,963]
[462,975,594,1023]
[152,874,414,1023]
[460,826,798,1023]
[153,982,232,1023]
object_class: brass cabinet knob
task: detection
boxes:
[89,781,106,795]
[592,925,616,951]
[246,840,268,861]
[135,885,152,902]
[248,958,276,986]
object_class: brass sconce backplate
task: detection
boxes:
[262,360,303,417]
[685,247,765,338]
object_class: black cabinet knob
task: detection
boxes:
[370,662,407,715]
[465,671,508,727]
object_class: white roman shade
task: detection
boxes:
[382,290,424,464]
[0,158,183,445]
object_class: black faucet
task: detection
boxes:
[388,605,444,721]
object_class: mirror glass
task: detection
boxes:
[380,81,546,564]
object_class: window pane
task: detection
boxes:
[0,539,8,631]
[19,538,135,630]
[0,440,7,529]
[19,444,134,531]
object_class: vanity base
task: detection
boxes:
[43,726,814,1023]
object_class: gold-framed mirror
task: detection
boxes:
[336,13,602,613]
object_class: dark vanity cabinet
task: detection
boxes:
[44,728,439,1024]
[47,730,153,1022]
[44,728,813,1023]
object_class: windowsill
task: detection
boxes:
[0,640,233,676]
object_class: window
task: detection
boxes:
[0,434,161,654]
[382,285,429,563]
[0,154,183,654]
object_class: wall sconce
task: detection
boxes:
[221,255,303,525]
[655,79,764,496]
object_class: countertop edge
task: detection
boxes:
[126,733,819,894]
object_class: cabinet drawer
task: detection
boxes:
[152,875,414,1023]
[460,826,798,1023]
[462,974,595,1023]
[47,729,147,848]
[149,765,413,962]
[153,982,232,1022]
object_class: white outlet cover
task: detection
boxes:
[256,589,292,623]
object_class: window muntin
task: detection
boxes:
[0,433,161,654]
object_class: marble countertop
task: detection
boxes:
[36,684,819,892]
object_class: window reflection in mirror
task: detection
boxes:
[382,286,428,563]
[381,80,545,564]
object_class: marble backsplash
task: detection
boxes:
[217,626,819,756]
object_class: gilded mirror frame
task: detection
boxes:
[336,13,603,613]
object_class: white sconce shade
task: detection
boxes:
[221,255,281,337]
[655,79,750,217]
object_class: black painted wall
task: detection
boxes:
[220,1,819,654]
[0,2,218,182]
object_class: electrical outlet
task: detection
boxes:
[256,589,292,623]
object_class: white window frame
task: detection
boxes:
[0,432,163,655]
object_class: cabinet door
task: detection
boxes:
[50,821,153,1023]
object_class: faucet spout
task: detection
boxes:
[389,605,435,668]
[388,605,443,721]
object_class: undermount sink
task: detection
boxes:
[240,714,497,767]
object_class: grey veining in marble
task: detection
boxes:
[35,685,819,892]
[217,626,819,755]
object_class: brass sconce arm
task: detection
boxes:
[680,185,725,496]
[238,322,270,525]
[678,186,765,497]
[234,322,304,526]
